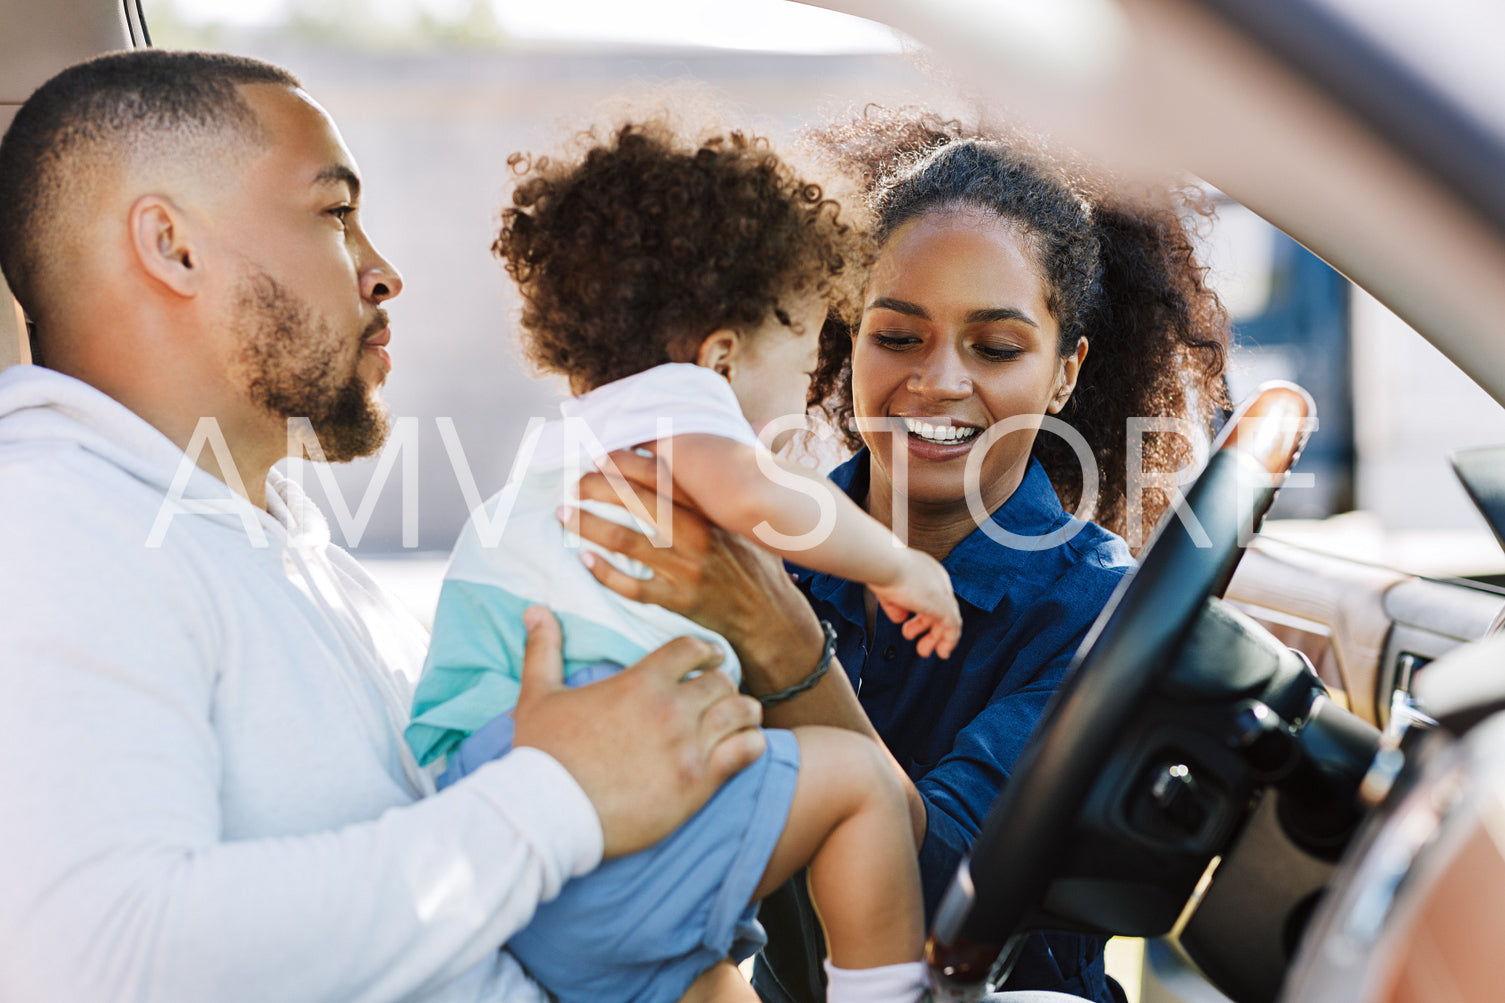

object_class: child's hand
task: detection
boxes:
[870,549,962,659]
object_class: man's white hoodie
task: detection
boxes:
[0,364,601,1002]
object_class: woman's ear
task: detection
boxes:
[129,195,202,298]
[1048,337,1090,414]
[695,328,741,379]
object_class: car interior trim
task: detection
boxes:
[1225,538,1410,725]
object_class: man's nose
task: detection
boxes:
[361,242,403,304]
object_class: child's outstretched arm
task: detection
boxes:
[660,434,960,659]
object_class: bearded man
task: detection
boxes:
[0,50,763,1003]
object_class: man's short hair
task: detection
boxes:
[0,49,300,325]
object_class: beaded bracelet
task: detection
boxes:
[757,619,838,706]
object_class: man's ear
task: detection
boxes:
[129,196,202,298]
[694,329,741,379]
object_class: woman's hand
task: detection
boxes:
[568,449,931,844]
[562,448,827,694]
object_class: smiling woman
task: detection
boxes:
[740,114,1234,1003]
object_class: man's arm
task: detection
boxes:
[0,519,760,1003]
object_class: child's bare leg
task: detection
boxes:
[753,726,925,973]
[678,960,758,1003]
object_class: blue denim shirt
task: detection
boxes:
[792,450,1133,1002]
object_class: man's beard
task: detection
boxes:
[235,269,389,463]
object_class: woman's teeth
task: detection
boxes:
[903,418,980,444]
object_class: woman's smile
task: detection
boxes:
[900,416,981,445]
[895,415,985,464]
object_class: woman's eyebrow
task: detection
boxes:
[866,296,927,318]
[867,298,1039,328]
[966,307,1037,327]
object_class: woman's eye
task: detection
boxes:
[872,332,919,350]
[328,205,355,228]
[976,344,1023,362]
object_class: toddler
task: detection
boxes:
[407,120,961,1003]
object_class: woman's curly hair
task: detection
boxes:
[805,108,1231,548]
[494,119,869,393]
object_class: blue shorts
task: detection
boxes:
[505,727,800,1003]
[442,716,801,1003]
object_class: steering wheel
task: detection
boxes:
[925,382,1315,998]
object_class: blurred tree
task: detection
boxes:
[143,0,511,51]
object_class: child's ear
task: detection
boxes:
[695,329,740,379]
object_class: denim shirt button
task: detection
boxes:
[883,645,897,660]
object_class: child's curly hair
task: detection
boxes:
[494,119,869,395]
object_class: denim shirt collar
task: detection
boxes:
[796,449,1077,614]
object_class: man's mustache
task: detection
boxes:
[362,310,390,342]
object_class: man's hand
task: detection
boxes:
[510,606,765,858]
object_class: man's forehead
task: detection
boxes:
[240,82,360,194]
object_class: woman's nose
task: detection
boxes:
[908,346,972,399]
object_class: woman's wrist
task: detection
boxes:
[734,595,829,694]
[756,620,838,705]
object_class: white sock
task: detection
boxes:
[823,959,929,1003]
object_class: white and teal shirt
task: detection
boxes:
[406,364,760,769]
